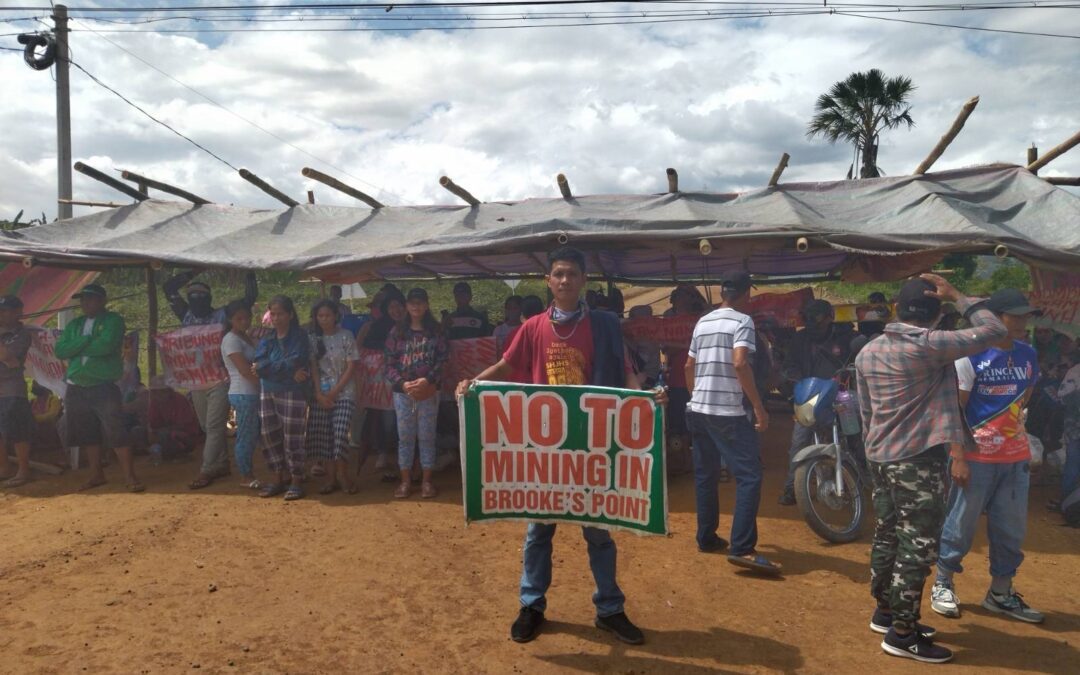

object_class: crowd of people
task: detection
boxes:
[0,248,1076,664]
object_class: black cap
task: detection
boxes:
[73,283,107,300]
[406,288,429,303]
[895,279,940,322]
[985,288,1042,316]
[453,281,472,294]
[0,295,24,311]
[720,271,753,295]
[803,299,834,320]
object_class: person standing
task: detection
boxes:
[308,300,360,495]
[384,289,448,499]
[0,295,33,487]
[1057,356,1080,515]
[165,269,258,490]
[930,289,1045,623]
[445,281,492,340]
[685,271,780,575]
[253,296,310,501]
[493,295,524,356]
[220,300,262,489]
[357,292,406,474]
[855,274,1007,664]
[456,246,666,646]
[55,284,144,492]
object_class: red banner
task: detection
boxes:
[1031,267,1080,333]
[0,265,97,327]
[442,337,499,396]
[28,329,139,397]
[356,347,393,410]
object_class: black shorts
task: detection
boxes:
[0,396,32,444]
[64,383,126,449]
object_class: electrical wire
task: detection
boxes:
[837,10,1080,38]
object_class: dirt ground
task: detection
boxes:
[1,416,1077,675]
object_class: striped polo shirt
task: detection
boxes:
[688,307,756,417]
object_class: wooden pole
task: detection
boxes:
[1046,176,1080,187]
[301,167,384,208]
[146,266,158,378]
[74,162,149,202]
[666,168,678,193]
[913,96,980,175]
[1028,130,1080,173]
[1027,144,1038,169]
[439,176,480,206]
[768,153,791,186]
[54,5,73,220]
[557,173,572,199]
[120,169,210,204]
[58,198,126,208]
[238,168,299,207]
[307,190,315,204]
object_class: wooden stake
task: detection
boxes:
[914,96,980,175]
[1028,130,1080,173]
[301,167,384,208]
[1046,176,1080,187]
[768,153,791,186]
[1027,144,1039,174]
[557,173,572,199]
[307,190,315,204]
[439,176,480,206]
[146,266,158,378]
[74,162,148,202]
[239,169,299,207]
[120,169,211,204]
[666,168,678,193]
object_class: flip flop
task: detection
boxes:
[283,485,305,501]
[189,475,214,490]
[3,476,30,488]
[318,482,340,495]
[345,483,359,495]
[240,479,261,489]
[127,482,147,493]
[727,553,783,577]
[258,483,286,498]
[78,478,107,492]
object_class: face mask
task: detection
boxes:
[188,294,213,317]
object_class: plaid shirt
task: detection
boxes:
[855,298,1007,463]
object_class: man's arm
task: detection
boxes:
[54,320,89,360]
[163,268,201,321]
[921,273,1007,363]
[242,271,258,309]
[781,333,805,382]
[80,314,125,357]
[855,365,872,437]
[734,345,769,432]
[684,355,696,394]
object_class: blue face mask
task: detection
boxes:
[550,301,586,325]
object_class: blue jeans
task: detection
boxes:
[519,523,625,617]
[688,411,762,556]
[1062,438,1080,502]
[938,460,1029,580]
[229,394,260,477]
[785,423,816,491]
[393,393,438,471]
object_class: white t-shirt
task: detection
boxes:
[687,307,756,417]
[221,331,259,396]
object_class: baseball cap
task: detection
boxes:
[73,283,107,300]
[406,288,429,303]
[186,282,211,296]
[720,271,753,295]
[985,288,1042,316]
[803,299,834,321]
[0,295,24,311]
[895,279,941,322]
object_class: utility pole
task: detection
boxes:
[54,4,72,221]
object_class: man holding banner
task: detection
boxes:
[458,246,666,646]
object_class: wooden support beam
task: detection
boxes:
[402,257,442,278]
[120,169,210,204]
[301,167,384,208]
[73,162,148,202]
[58,198,126,208]
[307,190,315,204]
[1046,176,1080,187]
[1026,144,1038,174]
[913,96,980,175]
[557,173,572,199]
[768,153,791,186]
[1028,130,1080,173]
[238,168,299,207]
[666,168,678,193]
[460,254,502,276]
[146,267,158,378]
[439,176,480,206]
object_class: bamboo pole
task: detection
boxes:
[120,169,211,204]
[73,162,148,202]
[238,169,299,207]
[768,153,791,186]
[146,266,158,378]
[666,168,678,193]
[1046,176,1080,186]
[1028,130,1080,173]
[58,198,126,208]
[301,167,384,208]
[1027,144,1039,174]
[439,176,480,206]
[307,190,315,204]
[913,96,980,175]
[557,173,572,199]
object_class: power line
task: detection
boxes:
[837,11,1080,38]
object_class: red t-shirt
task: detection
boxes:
[666,348,689,388]
[504,313,594,385]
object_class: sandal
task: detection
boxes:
[259,483,286,498]
[345,483,359,495]
[240,478,261,490]
[421,481,438,499]
[189,474,214,490]
[127,482,147,493]
[283,485,305,501]
[318,482,340,496]
[394,481,411,499]
[718,468,731,483]
[78,477,107,492]
[3,475,31,488]
[727,553,783,577]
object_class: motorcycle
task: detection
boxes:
[790,338,869,543]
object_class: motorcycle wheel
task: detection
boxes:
[794,454,866,544]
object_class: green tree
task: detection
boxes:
[807,69,916,179]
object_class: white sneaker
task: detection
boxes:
[930,582,961,618]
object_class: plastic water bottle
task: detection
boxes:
[834,390,860,436]
[320,375,334,394]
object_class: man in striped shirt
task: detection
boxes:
[855,273,1006,664]
[685,271,781,576]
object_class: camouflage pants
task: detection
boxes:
[868,445,948,632]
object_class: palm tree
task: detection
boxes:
[807,69,915,179]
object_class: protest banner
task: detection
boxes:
[28,329,140,397]
[155,324,229,391]
[0,265,97,327]
[1031,267,1080,336]
[442,337,499,396]
[356,347,393,410]
[459,382,667,535]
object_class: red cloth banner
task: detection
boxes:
[155,324,229,391]
[442,337,499,396]
[28,329,139,397]
[1031,267,1080,332]
[356,347,393,410]
[0,265,97,327]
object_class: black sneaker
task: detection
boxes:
[880,628,953,664]
[510,606,545,643]
[697,536,730,553]
[777,487,796,506]
[869,607,937,638]
[595,612,645,645]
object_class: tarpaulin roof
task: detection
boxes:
[2,164,1077,282]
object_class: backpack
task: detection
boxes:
[1063,486,1080,528]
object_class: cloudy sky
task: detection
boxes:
[2,2,1078,220]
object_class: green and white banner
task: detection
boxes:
[458,382,668,535]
